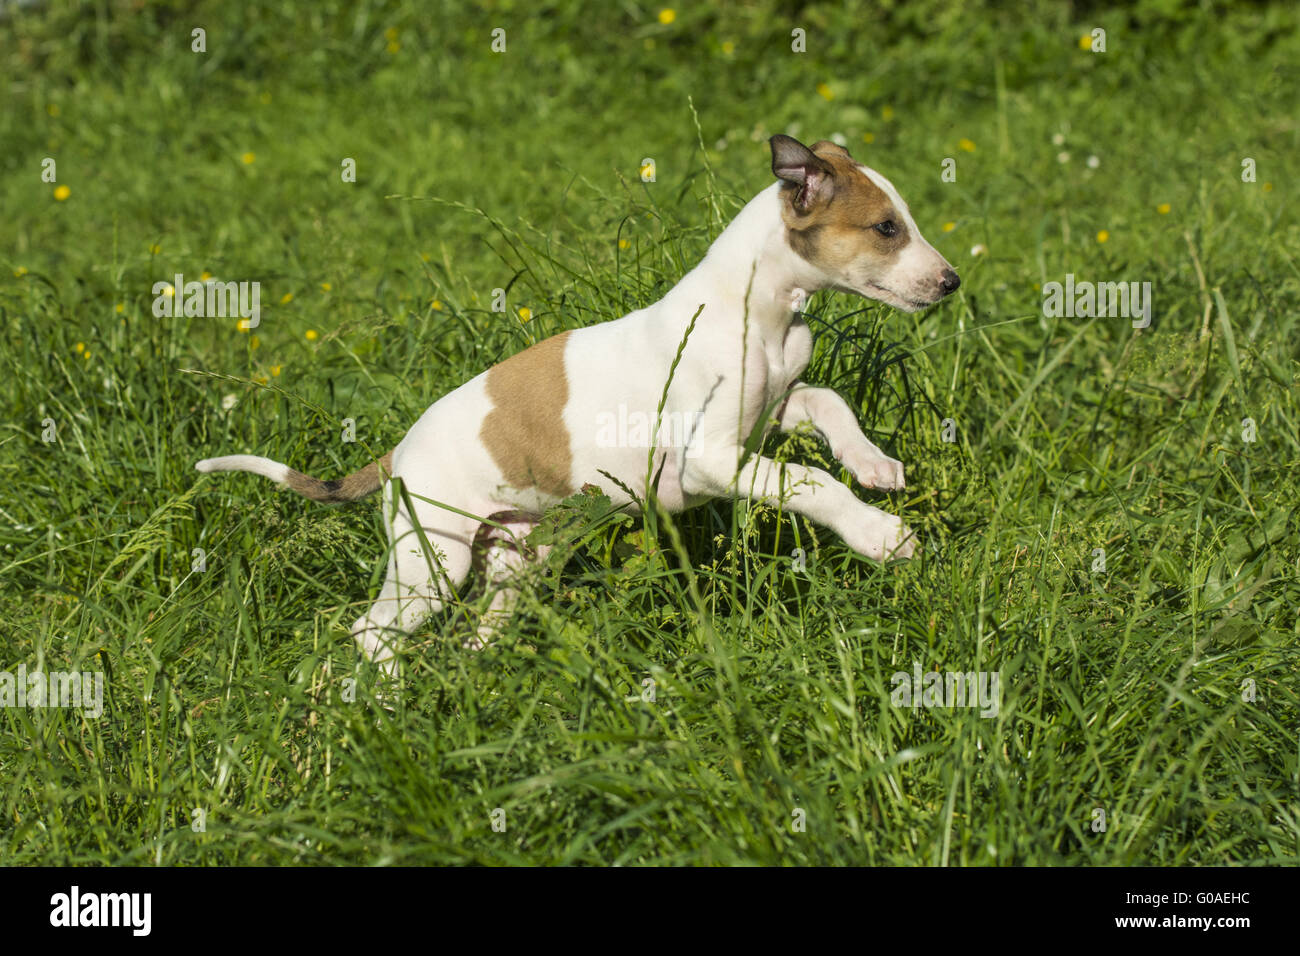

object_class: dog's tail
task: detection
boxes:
[195,451,393,503]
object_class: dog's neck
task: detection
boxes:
[660,183,826,338]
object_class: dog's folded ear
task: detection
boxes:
[770,134,834,212]
[809,140,853,159]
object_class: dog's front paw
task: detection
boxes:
[842,447,906,491]
[889,522,918,560]
[845,513,917,562]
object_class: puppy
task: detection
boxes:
[197,135,959,666]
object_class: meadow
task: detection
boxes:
[1,0,1297,864]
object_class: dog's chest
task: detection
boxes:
[742,317,813,424]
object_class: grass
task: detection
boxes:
[1,0,1297,865]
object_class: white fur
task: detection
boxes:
[195,454,290,484]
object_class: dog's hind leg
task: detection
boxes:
[352,493,475,671]
[466,515,547,651]
[466,544,524,651]
[352,535,472,671]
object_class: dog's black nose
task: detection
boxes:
[940,269,960,295]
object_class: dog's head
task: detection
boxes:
[771,134,959,312]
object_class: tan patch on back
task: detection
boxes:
[480,331,573,499]
[783,143,910,270]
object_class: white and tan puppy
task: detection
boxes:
[197,135,959,667]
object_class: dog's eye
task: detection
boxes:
[873,220,898,238]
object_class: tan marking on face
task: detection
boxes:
[480,331,573,498]
[781,142,910,271]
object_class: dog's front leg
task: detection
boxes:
[779,385,905,491]
[682,446,915,561]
